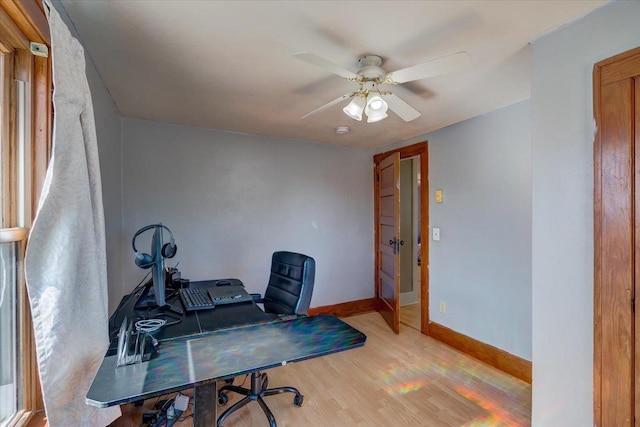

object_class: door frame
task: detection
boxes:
[373,141,430,334]
[593,45,640,426]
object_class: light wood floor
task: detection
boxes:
[400,302,421,331]
[30,312,531,426]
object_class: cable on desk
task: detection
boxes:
[135,319,166,333]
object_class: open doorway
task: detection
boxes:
[399,156,421,331]
[373,141,429,335]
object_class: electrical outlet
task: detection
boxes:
[439,301,446,314]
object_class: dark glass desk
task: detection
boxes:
[86,280,367,426]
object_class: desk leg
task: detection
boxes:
[194,381,218,427]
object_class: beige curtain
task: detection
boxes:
[24,1,120,425]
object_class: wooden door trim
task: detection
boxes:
[599,47,640,85]
[593,52,603,427]
[593,45,640,427]
[373,141,430,335]
[635,78,640,424]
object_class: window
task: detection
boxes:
[0,2,51,425]
[0,15,32,426]
[0,233,26,426]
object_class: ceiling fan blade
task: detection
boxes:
[386,51,471,84]
[301,92,355,119]
[294,52,359,80]
[383,93,421,122]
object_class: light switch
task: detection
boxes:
[433,228,440,241]
[435,189,443,203]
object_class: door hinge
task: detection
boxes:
[376,173,380,182]
[633,298,635,313]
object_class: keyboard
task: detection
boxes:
[178,287,215,311]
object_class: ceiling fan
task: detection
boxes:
[294,51,471,123]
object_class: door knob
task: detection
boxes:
[388,238,404,254]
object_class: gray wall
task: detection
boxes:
[531,2,640,425]
[379,101,532,360]
[88,64,123,314]
[121,118,374,306]
[428,100,532,360]
[54,1,124,313]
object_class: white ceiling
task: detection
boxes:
[60,0,607,149]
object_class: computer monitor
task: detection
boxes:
[150,225,166,307]
[134,226,166,310]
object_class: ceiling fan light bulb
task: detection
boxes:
[343,97,365,121]
[367,111,388,123]
[369,98,384,110]
[365,95,388,123]
[366,95,387,111]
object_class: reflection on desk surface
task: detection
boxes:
[87,315,366,407]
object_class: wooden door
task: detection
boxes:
[376,152,401,333]
[594,46,640,426]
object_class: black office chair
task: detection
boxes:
[216,251,316,427]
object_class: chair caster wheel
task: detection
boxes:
[218,392,229,406]
[294,395,304,407]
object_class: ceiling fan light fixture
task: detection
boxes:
[365,95,388,123]
[296,51,470,124]
[343,96,365,121]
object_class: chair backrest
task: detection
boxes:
[263,251,315,315]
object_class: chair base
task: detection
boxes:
[216,371,304,427]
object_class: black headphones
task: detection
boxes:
[131,224,177,269]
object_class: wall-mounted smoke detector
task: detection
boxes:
[335,125,351,135]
